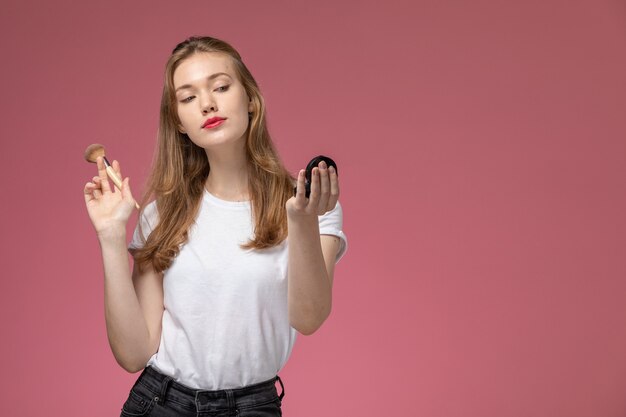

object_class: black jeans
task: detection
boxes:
[120,365,285,417]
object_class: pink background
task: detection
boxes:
[1,0,625,416]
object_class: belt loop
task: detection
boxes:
[225,389,236,410]
[276,375,285,400]
[156,375,173,405]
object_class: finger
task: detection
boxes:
[85,182,98,193]
[317,161,330,214]
[92,177,104,199]
[308,166,321,211]
[121,177,133,201]
[112,159,123,179]
[327,165,339,211]
[84,181,102,201]
[84,182,96,204]
[96,156,112,193]
[294,169,307,207]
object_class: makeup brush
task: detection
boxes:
[84,143,140,210]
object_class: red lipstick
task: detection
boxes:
[202,117,226,128]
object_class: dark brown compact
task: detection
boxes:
[294,155,338,198]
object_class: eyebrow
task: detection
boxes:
[175,72,232,92]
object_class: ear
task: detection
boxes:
[178,124,186,134]
[248,97,254,113]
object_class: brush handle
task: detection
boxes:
[105,166,141,210]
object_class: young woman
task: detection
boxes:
[83,36,347,417]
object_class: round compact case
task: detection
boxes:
[294,155,338,198]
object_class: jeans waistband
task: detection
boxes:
[134,365,285,410]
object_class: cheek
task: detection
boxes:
[176,107,191,128]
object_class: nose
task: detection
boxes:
[200,93,217,114]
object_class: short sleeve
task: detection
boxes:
[128,201,159,256]
[318,200,348,263]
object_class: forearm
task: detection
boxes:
[287,215,332,335]
[99,230,151,372]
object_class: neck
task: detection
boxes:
[204,140,249,202]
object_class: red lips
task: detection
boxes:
[202,117,226,128]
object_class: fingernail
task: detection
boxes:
[329,166,335,173]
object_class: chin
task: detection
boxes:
[202,134,247,149]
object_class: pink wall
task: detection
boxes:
[1,0,625,416]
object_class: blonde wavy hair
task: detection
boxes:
[133,36,295,273]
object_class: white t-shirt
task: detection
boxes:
[127,188,347,390]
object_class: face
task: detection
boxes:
[173,52,253,150]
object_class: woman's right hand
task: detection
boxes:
[83,156,136,237]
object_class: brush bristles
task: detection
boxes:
[84,143,106,163]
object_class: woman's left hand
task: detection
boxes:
[286,160,339,219]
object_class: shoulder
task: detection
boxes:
[138,200,160,229]
[319,201,347,263]
[319,200,343,220]
[318,200,344,235]
[129,200,159,252]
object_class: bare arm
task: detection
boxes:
[84,156,163,373]
[287,219,340,335]
[99,229,163,373]
[286,160,341,335]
